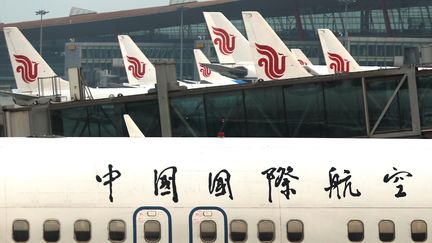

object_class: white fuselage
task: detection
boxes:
[0,138,429,243]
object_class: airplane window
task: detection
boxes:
[12,220,29,242]
[200,220,217,242]
[287,220,304,242]
[230,220,247,242]
[109,220,126,242]
[144,220,161,242]
[411,220,427,242]
[348,220,364,242]
[43,220,60,242]
[74,220,91,242]
[258,220,275,242]
[379,220,395,242]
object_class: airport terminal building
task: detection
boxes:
[0,0,432,138]
[0,0,432,87]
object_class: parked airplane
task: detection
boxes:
[0,137,430,243]
[203,12,257,80]
[117,35,157,89]
[291,48,330,75]
[118,35,238,89]
[123,114,145,138]
[242,11,312,81]
[193,49,245,85]
[317,28,393,74]
[3,27,150,101]
[291,49,313,66]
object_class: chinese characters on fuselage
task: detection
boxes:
[95,164,414,203]
[383,167,412,198]
[96,164,122,203]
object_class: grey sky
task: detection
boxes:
[1,0,170,23]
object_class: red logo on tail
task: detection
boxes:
[14,55,38,83]
[255,43,286,80]
[212,27,236,55]
[199,64,212,78]
[327,52,350,73]
[126,56,146,79]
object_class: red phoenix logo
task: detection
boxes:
[212,26,236,55]
[14,55,38,83]
[328,52,350,73]
[255,43,286,80]
[199,64,212,78]
[297,59,307,66]
[127,56,146,79]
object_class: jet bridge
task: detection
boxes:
[3,65,432,138]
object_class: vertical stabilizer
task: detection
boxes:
[203,12,252,64]
[3,27,69,94]
[242,11,311,81]
[123,114,145,138]
[291,49,314,66]
[193,49,235,85]
[118,35,157,87]
[317,28,361,74]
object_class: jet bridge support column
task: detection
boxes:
[153,60,186,137]
[2,105,31,137]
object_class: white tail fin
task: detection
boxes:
[123,114,145,138]
[291,49,314,66]
[118,35,157,87]
[317,29,361,74]
[193,49,236,85]
[203,12,252,64]
[241,11,311,81]
[3,27,69,94]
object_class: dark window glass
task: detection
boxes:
[348,220,364,242]
[284,84,326,137]
[13,220,29,242]
[287,220,303,242]
[170,95,207,136]
[230,220,247,242]
[323,79,365,137]
[200,220,217,242]
[109,220,126,242]
[144,220,161,242]
[379,220,395,242]
[244,87,286,136]
[205,91,246,137]
[366,76,411,133]
[411,220,427,242]
[258,220,275,242]
[74,220,91,242]
[43,220,60,242]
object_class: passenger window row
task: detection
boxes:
[202,219,427,243]
[10,218,428,243]
[12,219,126,242]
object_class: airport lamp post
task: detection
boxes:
[339,0,356,52]
[35,9,49,56]
[179,6,185,81]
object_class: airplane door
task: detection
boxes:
[189,206,228,243]
[133,206,172,243]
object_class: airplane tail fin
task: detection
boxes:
[291,49,314,66]
[317,28,361,74]
[123,114,145,138]
[193,49,235,85]
[203,12,252,64]
[241,11,311,81]
[3,27,69,94]
[118,35,157,87]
